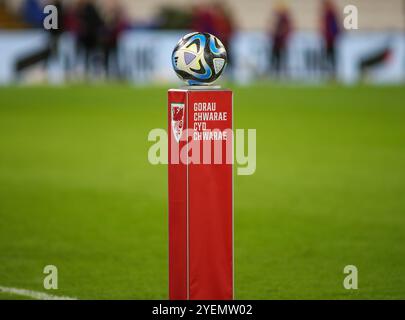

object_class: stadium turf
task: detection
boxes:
[0,84,404,299]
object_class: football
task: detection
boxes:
[172,32,227,85]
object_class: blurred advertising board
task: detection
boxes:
[0,30,404,85]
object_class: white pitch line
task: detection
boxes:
[0,286,77,300]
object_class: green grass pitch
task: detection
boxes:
[0,84,404,299]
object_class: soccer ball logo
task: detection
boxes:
[172,32,227,85]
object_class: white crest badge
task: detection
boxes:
[171,103,185,143]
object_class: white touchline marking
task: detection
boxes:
[0,286,77,300]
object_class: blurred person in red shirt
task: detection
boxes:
[63,0,80,34]
[321,0,340,77]
[190,3,216,35]
[269,2,292,78]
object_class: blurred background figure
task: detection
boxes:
[190,3,215,35]
[269,2,292,79]
[101,0,129,79]
[76,0,104,77]
[210,1,235,73]
[320,0,340,78]
[46,0,64,54]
